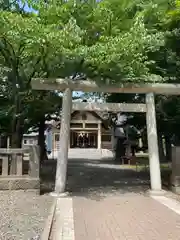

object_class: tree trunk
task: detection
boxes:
[164,135,172,162]
[0,136,8,148]
[38,116,47,163]
[11,116,24,148]
[11,93,24,148]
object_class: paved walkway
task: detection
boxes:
[50,157,180,240]
[43,154,180,240]
[73,194,180,240]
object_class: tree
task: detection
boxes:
[0,0,174,157]
[0,4,85,147]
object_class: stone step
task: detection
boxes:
[47,148,115,160]
[68,149,102,159]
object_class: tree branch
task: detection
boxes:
[1,37,16,63]
[26,56,42,88]
[0,39,13,67]
[16,42,26,68]
[0,37,20,86]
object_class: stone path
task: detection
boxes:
[53,158,180,240]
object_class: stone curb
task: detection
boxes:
[147,189,167,196]
[40,198,57,240]
[49,191,69,198]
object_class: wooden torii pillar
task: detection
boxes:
[55,88,72,194]
[146,93,161,192]
[31,79,180,195]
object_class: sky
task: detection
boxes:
[19,1,34,12]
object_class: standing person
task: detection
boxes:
[84,133,89,148]
[124,124,140,157]
[78,133,83,148]
[113,113,127,164]
[115,135,126,163]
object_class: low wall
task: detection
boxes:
[0,146,40,191]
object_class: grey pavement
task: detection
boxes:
[52,150,180,240]
[73,194,180,240]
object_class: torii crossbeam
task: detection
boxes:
[31,78,180,95]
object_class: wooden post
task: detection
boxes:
[171,146,180,194]
[55,88,72,194]
[16,154,23,176]
[97,122,101,149]
[10,154,17,175]
[29,145,40,178]
[146,93,162,192]
[2,155,9,176]
[138,137,143,153]
[7,137,10,148]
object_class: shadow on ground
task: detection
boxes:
[40,158,153,199]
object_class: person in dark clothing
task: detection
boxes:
[78,135,83,148]
[115,137,126,163]
[84,134,89,148]
[131,145,136,156]
[114,114,140,162]
[113,113,128,163]
[124,124,140,157]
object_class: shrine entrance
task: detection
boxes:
[32,78,180,194]
[70,130,98,148]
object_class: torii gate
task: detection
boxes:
[31,78,180,196]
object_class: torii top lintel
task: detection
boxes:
[31,78,180,95]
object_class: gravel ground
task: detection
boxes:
[165,190,180,202]
[0,190,53,240]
